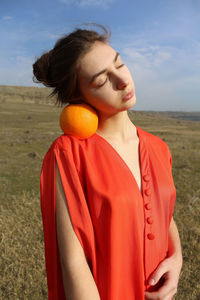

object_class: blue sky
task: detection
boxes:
[0,0,199,111]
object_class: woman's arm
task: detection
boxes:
[55,160,101,300]
[145,217,183,299]
[167,217,183,263]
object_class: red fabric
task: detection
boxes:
[40,125,176,300]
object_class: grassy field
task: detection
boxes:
[0,88,200,299]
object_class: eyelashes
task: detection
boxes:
[97,79,108,88]
[97,64,125,88]
[116,63,125,69]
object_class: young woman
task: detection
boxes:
[33,24,183,300]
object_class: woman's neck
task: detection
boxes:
[96,110,137,143]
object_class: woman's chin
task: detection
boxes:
[125,95,136,109]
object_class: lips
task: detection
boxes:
[122,89,134,101]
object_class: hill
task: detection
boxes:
[0,85,53,104]
[0,85,199,122]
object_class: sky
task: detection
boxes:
[0,0,200,111]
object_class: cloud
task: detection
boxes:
[0,4,199,111]
[2,16,13,20]
[113,32,200,110]
[38,31,61,40]
[122,45,172,83]
[60,0,114,8]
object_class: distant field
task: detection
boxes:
[1,84,199,122]
[143,111,200,122]
[0,85,51,105]
[0,87,200,299]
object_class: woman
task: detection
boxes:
[33,24,183,300]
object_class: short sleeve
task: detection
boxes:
[40,143,96,300]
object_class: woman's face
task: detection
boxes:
[77,41,136,115]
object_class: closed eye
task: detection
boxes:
[117,63,125,68]
[97,63,125,88]
[97,78,108,87]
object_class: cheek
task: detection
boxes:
[86,84,110,98]
[86,90,115,112]
[81,88,106,104]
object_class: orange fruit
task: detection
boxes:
[59,103,99,139]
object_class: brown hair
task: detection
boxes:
[32,23,111,105]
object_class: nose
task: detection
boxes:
[116,76,129,90]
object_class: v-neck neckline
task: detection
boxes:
[93,125,143,198]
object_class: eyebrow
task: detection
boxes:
[89,51,120,84]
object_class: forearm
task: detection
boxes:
[61,260,101,300]
[55,161,101,300]
[168,217,183,266]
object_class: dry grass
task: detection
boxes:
[0,87,200,299]
[0,191,47,300]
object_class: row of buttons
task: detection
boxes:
[143,173,155,240]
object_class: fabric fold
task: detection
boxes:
[40,127,176,300]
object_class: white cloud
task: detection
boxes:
[60,0,73,3]
[39,31,60,40]
[153,51,171,67]
[113,35,200,110]
[0,13,199,111]
[60,0,114,8]
[2,16,13,20]
[122,45,172,84]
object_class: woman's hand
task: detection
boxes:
[145,217,183,300]
[144,252,182,300]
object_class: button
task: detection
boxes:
[145,188,152,196]
[145,203,152,210]
[143,174,150,182]
[147,233,155,240]
[147,217,154,224]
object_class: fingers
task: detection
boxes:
[148,259,169,286]
[145,277,178,300]
[145,289,176,300]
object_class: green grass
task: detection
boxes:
[0,97,200,299]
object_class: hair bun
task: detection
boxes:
[32,24,111,104]
[32,50,52,87]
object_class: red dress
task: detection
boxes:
[40,125,176,300]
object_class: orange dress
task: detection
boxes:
[40,125,176,300]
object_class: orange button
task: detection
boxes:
[145,188,152,196]
[145,203,152,210]
[143,174,150,182]
[147,233,155,240]
[147,217,154,224]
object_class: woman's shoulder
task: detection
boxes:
[44,133,94,161]
[47,134,85,151]
[49,134,74,150]
[138,126,171,152]
[42,134,96,173]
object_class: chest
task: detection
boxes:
[107,139,142,193]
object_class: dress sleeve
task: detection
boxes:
[40,144,96,300]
